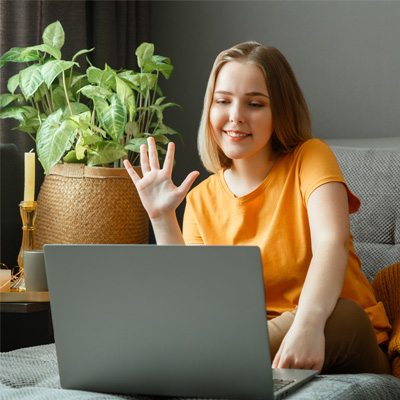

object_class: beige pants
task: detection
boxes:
[268,298,391,374]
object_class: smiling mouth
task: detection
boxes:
[224,130,251,138]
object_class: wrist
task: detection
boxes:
[149,212,185,245]
[293,306,329,331]
[149,211,177,227]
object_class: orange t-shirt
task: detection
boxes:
[182,139,391,344]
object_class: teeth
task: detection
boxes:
[226,131,249,137]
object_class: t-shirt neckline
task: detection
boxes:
[218,155,282,202]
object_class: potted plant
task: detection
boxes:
[0,20,183,246]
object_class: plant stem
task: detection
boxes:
[138,92,143,132]
[27,132,36,142]
[68,66,74,88]
[131,152,140,166]
[43,85,54,114]
[30,98,40,113]
[146,70,160,134]
[62,71,74,116]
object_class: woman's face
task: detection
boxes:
[209,61,274,165]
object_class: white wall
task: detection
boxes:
[150,0,400,215]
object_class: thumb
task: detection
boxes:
[178,171,200,196]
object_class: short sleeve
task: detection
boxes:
[182,194,204,244]
[297,140,360,214]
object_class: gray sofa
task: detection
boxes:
[1,145,400,399]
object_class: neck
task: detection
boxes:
[225,148,279,197]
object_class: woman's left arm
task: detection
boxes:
[272,181,350,371]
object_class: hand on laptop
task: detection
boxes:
[124,136,199,221]
[272,322,324,372]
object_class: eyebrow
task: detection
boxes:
[214,90,269,99]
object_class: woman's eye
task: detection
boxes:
[250,103,263,108]
[216,100,229,105]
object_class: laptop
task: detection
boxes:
[44,244,317,400]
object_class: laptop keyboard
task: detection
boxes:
[273,378,295,392]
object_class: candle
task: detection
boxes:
[24,152,35,202]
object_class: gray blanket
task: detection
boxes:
[1,345,400,400]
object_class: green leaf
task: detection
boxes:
[0,47,41,66]
[0,106,31,123]
[125,140,166,155]
[87,123,107,138]
[41,60,77,87]
[160,101,184,112]
[142,60,156,74]
[157,63,174,80]
[63,150,87,164]
[139,73,157,91]
[93,94,127,141]
[87,141,127,166]
[75,138,86,160]
[36,109,76,175]
[50,85,68,110]
[153,123,184,143]
[21,44,61,61]
[151,134,170,145]
[70,73,88,88]
[124,143,142,153]
[79,84,113,100]
[42,21,65,50]
[7,74,20,94]
[68,111,91,129]
[0,93,23,107]
[19,64,45,100]
[72,48,95,63]
[143,55,174,79]
[115,76,135,117]
[124,121,139,138]
[81,134,102,145]
[135,42,154,69]
[147,104,163,122]
[12,107,44,134]
[62,102,90,118]
[86,66,116,89]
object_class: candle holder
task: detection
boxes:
[11,201,37,291]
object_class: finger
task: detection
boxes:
[312,359,324,373]
[147,137,160,170]
[278,355,291,369]
[163,141,175,174]
[140,144,150,174]
[123,159,141,186]
[178,171,200,196]
[272,349,281,368]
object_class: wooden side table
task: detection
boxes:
[0,301,54,352]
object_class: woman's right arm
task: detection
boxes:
[124,137,200,245]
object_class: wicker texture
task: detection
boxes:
[332,147,400,282]
[35,164,148,248]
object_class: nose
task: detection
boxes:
[229,103,245,124]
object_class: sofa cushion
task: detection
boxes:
[1,344,400,400]
[332,147,400,282]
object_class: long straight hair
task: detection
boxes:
[198,42,313,173]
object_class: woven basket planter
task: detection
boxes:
[35,163,148,248]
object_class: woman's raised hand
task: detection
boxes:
[123,137,199,222]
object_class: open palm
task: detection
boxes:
[124,137,199,221]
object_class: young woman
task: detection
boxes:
[124,42,391,374]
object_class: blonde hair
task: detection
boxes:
[198,41,313,173]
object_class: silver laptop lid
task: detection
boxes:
[44,244,274,399]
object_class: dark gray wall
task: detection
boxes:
[150,1,400,216]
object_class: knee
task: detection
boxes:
[325,298,377,347]
[323,298,391,374]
